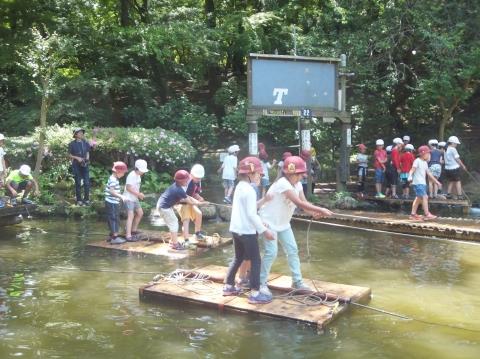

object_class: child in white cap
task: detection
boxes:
[219,144,239,204]
[444,136,467,200]
[5,164,39,206]
[123,159,148,241]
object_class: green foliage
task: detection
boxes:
[142,171,172,194]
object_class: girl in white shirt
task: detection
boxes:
[259,156,333,294]
[444,136,467,200]
[223,156,274,304]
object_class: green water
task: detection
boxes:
[1,218,480,358]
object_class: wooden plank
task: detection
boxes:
[87,232,232,259]
[140,266,371,328]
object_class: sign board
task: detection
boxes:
[248,54,339,111]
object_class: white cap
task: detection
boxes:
[403,135,410,141]
[376,139,384,146]
[448,136,460,144]
[190,164,205,179]
[134,159,149,173]
[228,144,240,153]
[428,139,438,146]
[19,164,31,176]
[405,144,414,150]
[0,134,4,141]
[438,141,447,147]
[386,145,393,152]
[393,137,403,144]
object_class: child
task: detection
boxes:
[408,146,442,220]
[444,136,467,200]
[384,145,397,198]
[428,139,443,198]
[177,164,207,240]
[258,143,276,197]
[356,144,368,195]
[5,164,39,206]
[223,156,275,304]
[390,137,404,198]
[259,156,333,295]
[123,159,148,242]
[403,135,411,146]
[400,144,415,199]
[105,161,128,244]
[157,170,202,250]
[0,134,6,189]
[374,139,387,198]
[219,144,239,204]
[299,149,311,197]
[275,152,292,180]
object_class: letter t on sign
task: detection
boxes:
[273,88,288,105]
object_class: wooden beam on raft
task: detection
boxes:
[139,265,371,329]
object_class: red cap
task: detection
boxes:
[112,161,128,173]
[300,149,311,161]
[418,145,431,156]
[283,156,307,174]
[357,143,367,151]
[174,170,190,181]
[258,142,266,151]
[282,152,293,161]
[238,156,264,175]
[259,150,269,161]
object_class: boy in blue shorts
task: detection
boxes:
[408,146,442,221]
[374,139,387,198]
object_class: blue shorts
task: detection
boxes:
[261,177,270,187]
[413,184,427,197]
[375,169,385,183]
[223,179,235,189]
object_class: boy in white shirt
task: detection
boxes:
[123,159,148,241]
[408,146,442,221]
[219,144,239,204]
[444,136,467,200]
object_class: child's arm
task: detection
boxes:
[456,158,467,171]
[407,165,416,181]
[109,187,126,201]
[245,192,274,240]
[183,195,201,205]
[284,189,333,217]
[126,184,144,200]
[256,192,273,208]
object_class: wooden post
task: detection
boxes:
[337,54,350,192]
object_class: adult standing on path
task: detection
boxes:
[68,128,91,206]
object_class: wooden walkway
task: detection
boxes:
[87,230,232,259]
[293,210,480,242]
[139,265,371,328]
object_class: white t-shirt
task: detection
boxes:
[357,153,368,168]
[222,154,237,180]
[261,161,272,181]
[0,147,5,172]
[412,158,429,185]
[229,181,267,235]
[123,171,141,202]
[259,177,303,232]
[444,146,460,170]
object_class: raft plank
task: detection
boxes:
[87,232,232,259]
[140,266,371,328]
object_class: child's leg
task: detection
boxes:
[224,181,228,197]
[238,260,251,281]
[455,181,463,197]
[227,183,234,199]
[113,203,120,236]
[193,206,203,233]
[125,209,134,237]
[132,206,143,232]
[277,228,303,285]
[160,208,179,243]
[421,195,429,214]
[106,202,115,236]
[447,180,453,195]
[225,234,245,286]
[411,197,421,214]
[182,219,190,238]
[259,231,278,286]
[241,234,261,291]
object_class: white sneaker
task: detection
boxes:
[259,284,272,296]
[292,281,313,292]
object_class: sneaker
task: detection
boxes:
[259,284,272,296]
[76,201,84,206]
[237,277,251,289]
[125,236,140,242]
[445,193,453,199]
[424,213,437,220]
[222,284,243,296]
[223,196,232,204]
[391,195,399,199]
[169,241,186,250]
[409,214,424,221]
[248,292,273,304]
[11,198,17,206]
[83,200,91,206]
[110,236,127,244]
[375,193,386,199]
[292,281,313,292]
[195,231,206,241]
[21,198,34,205]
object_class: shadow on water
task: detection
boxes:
[1,217,480,358]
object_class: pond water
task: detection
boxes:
[1,218,480,358]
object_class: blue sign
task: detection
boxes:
[249,57,337,110]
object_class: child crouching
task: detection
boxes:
[223,156,274,304]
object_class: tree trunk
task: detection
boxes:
[33,95,50,178]
[120,0,131,26]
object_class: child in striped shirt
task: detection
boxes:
[105,161,128,244]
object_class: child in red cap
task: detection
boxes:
[105,161,128,244]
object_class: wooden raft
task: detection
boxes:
[139,265,371,328]
[87,230,232,259]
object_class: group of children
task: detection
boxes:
[356,134,467,220]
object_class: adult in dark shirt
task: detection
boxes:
[68,128,91,206]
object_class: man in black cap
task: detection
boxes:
[68,128,91,206]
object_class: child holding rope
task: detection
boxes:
[123,159,148,242]
[408,146,442,221]
[104,161,128,244]
[258,156,333,295]
[223,156,275,304]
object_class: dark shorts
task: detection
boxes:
[385,169,397,186]
[445,168,461,182]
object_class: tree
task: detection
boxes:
[17,27,74,177]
